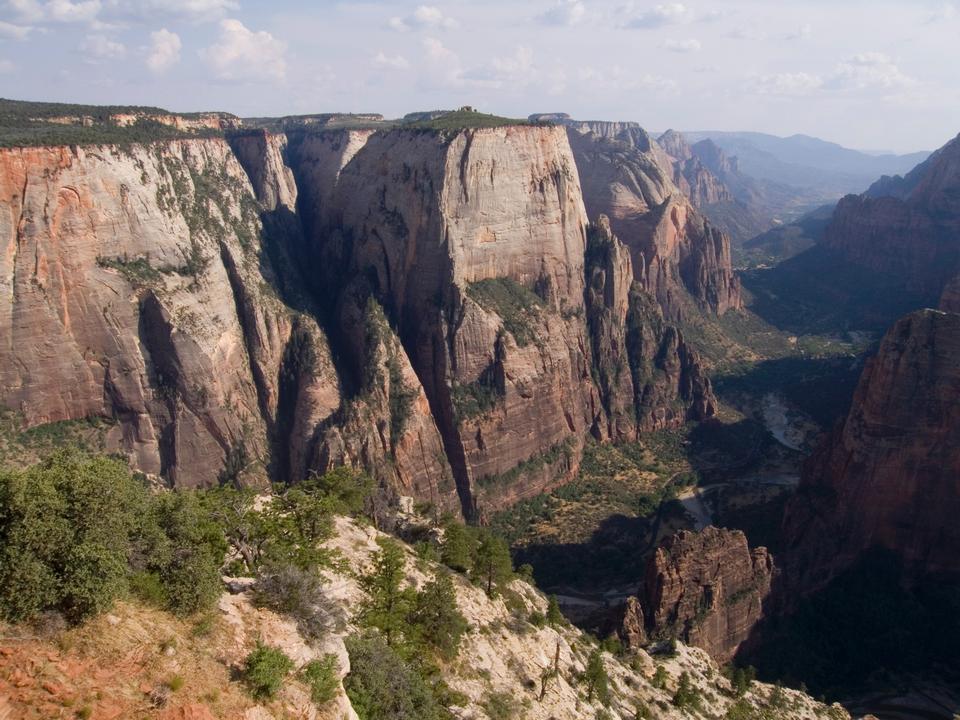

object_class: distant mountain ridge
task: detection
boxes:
[683,130,930,197]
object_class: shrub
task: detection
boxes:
[730,665,756,697]
[243,642,294,700]
[652,665,668,689]
[584,648,610,705]
[144,491,225,615]
[357,539,414,648]
[254,562,341,641]
[343,634,446,720]
[672,671,701,711]
[482,691,523,720]
[0,451,148,623]
[546,594,565,627]
[471,530,513,597]
[302,654,339,706]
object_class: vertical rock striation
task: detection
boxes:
[639,527,774,664]
[565,122,741,322]
[782,308,960,592]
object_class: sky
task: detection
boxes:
[0,0,957,153]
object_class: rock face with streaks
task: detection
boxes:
[782,308,960,592]
[821,133,960,301]
[584,216,717,439]
[0,121,726,518]
[308,125,600,518]
[0,140,307,488]
[640,527,774,663]
[565,122,742,321]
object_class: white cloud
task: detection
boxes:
[13,0,103,24]
[200,18,287,82]
[925,2,956,23]
[625,2,693,29]
[749,72,823,96]
[389,5,458,32]
[784,23,812,40]
[420,36,464,87]
[79,32,125,61]
[827,52,915,91]
[117,0,238,21]
[146,28,180,73]
[577,64,675,92]
[0,59,14,73]
[662,37,700,52]
[372,51,410,70]
[462,46,536,89]
[538,0,587,27]
[0,20,34,38]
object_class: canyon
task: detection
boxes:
[0,112,742,524]
[2,101,959,719]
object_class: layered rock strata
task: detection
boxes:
[633,527,774,664]
[565,123,741,321]
[782,308,960,592]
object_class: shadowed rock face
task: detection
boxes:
[565,124,742,321]
[782,308,960,593]
[822,133,960,300]
[637,527,773,664]
[0,124,723,518]
[584,217,717,440]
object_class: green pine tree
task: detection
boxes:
[440,520,474,573]
[471,530,512,597]
[358,538,413,647]
[409,571,468,659]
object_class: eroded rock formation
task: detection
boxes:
[639,527,774,663]
[0,122,726,518]
[821,133,960,301]
[782,308,960,592]
[565,122,741,321]
[584,217,717,439]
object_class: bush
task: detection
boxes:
[439,520,474,573]
[0,451,148,623]
[584,648,610,705]
[302,654,339,706]
[254,562,340,641]
[730,665,756,697]
[243,642,294,700]
[143,491,225,615]
[482,691,522,720]
[672,671,701,711]
[546,595,565,627]
[344,634,447,720]
[471,530,513,597]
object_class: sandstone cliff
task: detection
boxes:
[633,527,773,664]
[0,141,314,488]
[821,133,960,301]
[782,308,960,593]
[0,122,728,518]
[566,123,742,321]
[584,217,717,439]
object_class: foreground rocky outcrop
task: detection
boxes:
[565,121,742,321]
[0,121,725,517]
[615,527,773,664]
[782,308,960,593]
[0,514,845,720]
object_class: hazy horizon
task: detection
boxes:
[2,0,957,154]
